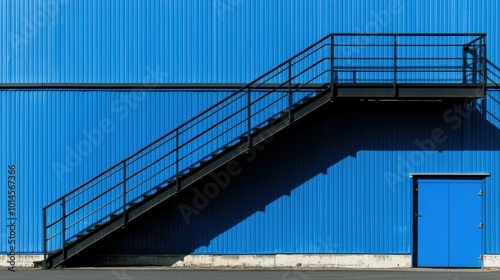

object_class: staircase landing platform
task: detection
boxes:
[335,83,483,99]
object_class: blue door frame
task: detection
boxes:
[412,176,486,268]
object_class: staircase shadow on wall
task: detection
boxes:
[65,91,500,267]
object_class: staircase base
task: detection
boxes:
[65,254,411,268]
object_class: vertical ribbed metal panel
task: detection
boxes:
[0,90,236,253]
[1,0,500,254]
[2,0,499,83]
[479,91,500,253]
[84,90,500,255]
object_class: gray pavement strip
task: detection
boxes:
[0,268,500,280]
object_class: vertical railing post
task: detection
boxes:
[330,34,335,98]
[482,39,487,97]
[472,46,478,84]
[43,208,47,269]
[122,161,127,226]
[462,45,468,84]
[176,129,180,191]
[288,61,293,124]
[247,88,252,148]
[393,35,397,97]
[61,198,66,260]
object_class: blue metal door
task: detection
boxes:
[416,179,483,267]
[448,181,483,267]
[417,181,449,267]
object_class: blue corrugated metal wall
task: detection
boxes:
[1,0,500,254]
[2,0,499,83]
[0,90,234,252]
[84,93,499,255]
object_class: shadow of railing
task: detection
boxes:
[487,59,500,88]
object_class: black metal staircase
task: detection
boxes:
[40,33,487,269]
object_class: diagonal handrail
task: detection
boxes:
[41,33,334,211]
[41,33,488,210]
[42,33,335,268]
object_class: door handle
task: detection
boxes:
[414,213,423,218]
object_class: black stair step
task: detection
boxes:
[199,159,207,165]
[167,179,176,185]
[189,166,198,172]
[222,145,231,151]
[252,127,262,133]
[76,233,86,239]
[267,117,278,126]
[142,194,151,199]
[280,111,289,118]
[238,135,247,141]
[291,103,301,109]
[156,186,165,192]
[301,96,311,102]
[211,152,219,158]
[64,240,74,246]
[92,223,103,229]
[109,214,120,219]
[128,201,138,207]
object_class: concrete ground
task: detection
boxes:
[1,268,500,280]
